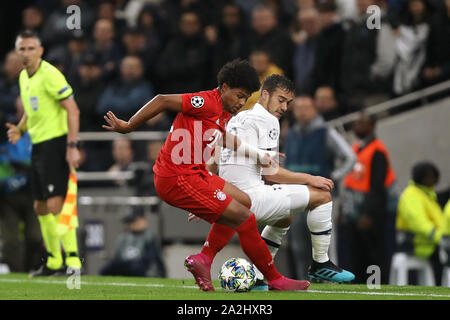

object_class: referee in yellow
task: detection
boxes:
[6,30,82,276]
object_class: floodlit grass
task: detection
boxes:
[0,273,449,300]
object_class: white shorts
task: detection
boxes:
[244,184,310,226]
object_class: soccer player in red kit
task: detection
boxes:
[103,59,310,291]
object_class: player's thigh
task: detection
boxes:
[247,184,308,226]
[154,172,233,224]
[306,185,332,210]
[31,135,69,202]
[222,181,251,209]
[216,199,252,229]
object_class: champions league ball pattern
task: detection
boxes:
[219,258,256,292]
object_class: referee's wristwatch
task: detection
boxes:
[67,141,78,148]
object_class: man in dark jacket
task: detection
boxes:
[248,5,294,77]
[155,10,210,96]
[339,112,398,284]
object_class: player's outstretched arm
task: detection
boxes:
[264,167,334,192]
[103,94,182,133]
[222,131,280,166]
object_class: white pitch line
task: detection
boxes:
[0,278,449,298]
[306,289,450,298]
[0,278,198,290]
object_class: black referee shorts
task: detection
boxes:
[31,135,69,201]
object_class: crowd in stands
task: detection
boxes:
[1,0,449,169]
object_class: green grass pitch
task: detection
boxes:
[0,273,449,300]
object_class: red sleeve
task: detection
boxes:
[181,91,219,119]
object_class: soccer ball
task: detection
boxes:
[218,258,256,292]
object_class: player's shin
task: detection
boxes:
[307,201,333,263]
[38,214,63,270]
[235,214,282,281]
[201,223,236,262]
[253,225,290,280]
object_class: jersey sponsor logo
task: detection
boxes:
[30,96,39,111]
[191,96,204,108]
[214,189,227,201]
[269,128,279,140]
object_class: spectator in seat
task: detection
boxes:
[339,0,396,112]
[155,10,210,96]
[100,208,166,277]
[241,50,284,111]
[21,6,45,35]
[291,7,322,94]
[314,86,344,121]
[208,3,251,86]
[393,0,431,95]
[72,53,105,132]
[87,18,122,81]
[248,5,294,77]
[396,162,448,285]
[422,0,450,86]
[307,0,345,95]
[121,27,159,84]
[40,0,95,52]
[0,51,23,124]
[96,55,155,121]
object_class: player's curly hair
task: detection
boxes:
[217,59,260,94]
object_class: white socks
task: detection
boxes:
[307,201,333,263]
[253,225,290,280]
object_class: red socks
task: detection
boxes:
[201,223,236,261]
[236,214,282,281]
[201,214,282,282]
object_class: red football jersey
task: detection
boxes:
[153,89,231,177]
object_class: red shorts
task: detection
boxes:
[154,171,232,224]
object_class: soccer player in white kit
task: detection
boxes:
[192,74,354,288]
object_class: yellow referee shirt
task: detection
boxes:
[19,60,73,144]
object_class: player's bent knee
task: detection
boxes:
[273,215,293,228]
[217,200,252,229]
[307,186,332,210]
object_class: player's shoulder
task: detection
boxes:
[40,60,65,77]
[18,69,27,83]
[249,104,279,127]
[185,88,221,109]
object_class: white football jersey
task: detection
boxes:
[219,103,280,191]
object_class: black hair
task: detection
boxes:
[412,162,440,185]
[17,29,40,42]
[217,59,260,94]
[261,74,295,96]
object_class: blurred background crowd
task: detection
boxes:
[0,0,449,164]
[0,0,449,283]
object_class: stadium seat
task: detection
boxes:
[442,267,450,287]
[389,252,435,286]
